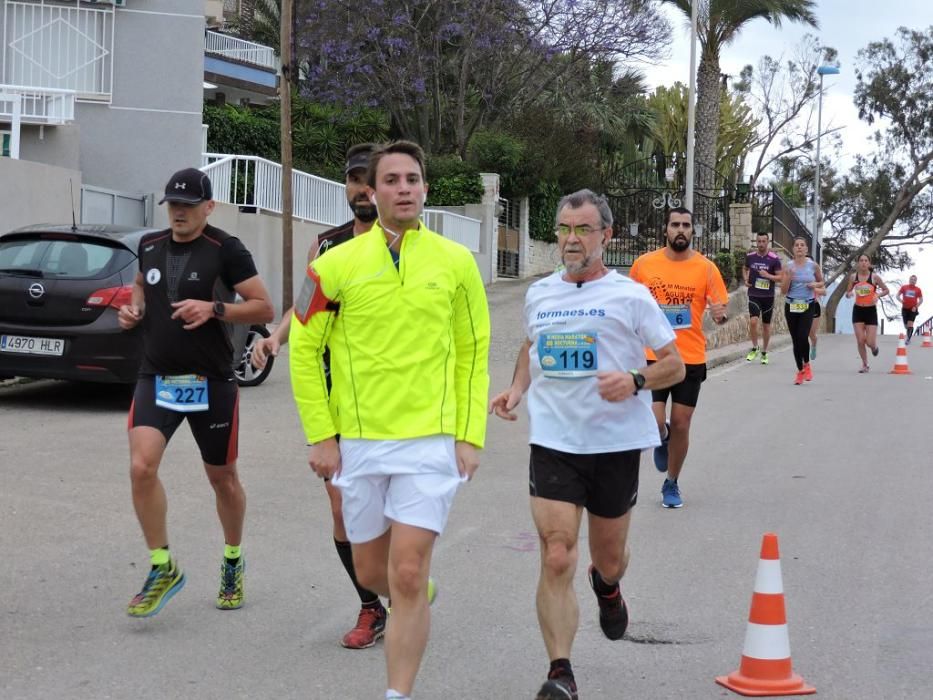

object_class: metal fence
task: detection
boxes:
[0,84,75,124]
[772,189,816,259]
[201,153,481,251]
[2,0,114,100]
[497,197,520,277]
[205,30,277,70]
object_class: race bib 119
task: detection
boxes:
[538,332,598,378]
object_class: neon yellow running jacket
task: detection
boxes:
[289,222,490,447]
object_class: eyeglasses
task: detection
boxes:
[555,224,602,237]
[668,222,692,229]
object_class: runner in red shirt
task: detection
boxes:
[896,275,923,344]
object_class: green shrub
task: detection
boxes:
[529,181,562,242]
[714,251,735,287]
[426,174,485,206]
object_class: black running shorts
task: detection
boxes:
[748,297,774,324]
[129,376,239,466]
[852,305,878,327]
[810,301,821,318]
[650,362,707,408]
[902,307,919,324]
[529,445,640,518]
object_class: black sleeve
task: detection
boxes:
[219,237,259,289]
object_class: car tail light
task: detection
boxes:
[87,285,134,309]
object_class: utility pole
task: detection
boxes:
[280,0,294,310]
[684,0,699,212]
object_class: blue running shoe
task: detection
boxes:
[653,422,670,473]
[661,479,683,508]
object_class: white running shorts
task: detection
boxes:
[333,435,463,543]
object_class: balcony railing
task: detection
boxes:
[200,153,482,251]
[204,30,277,71]
[0,84,75,124]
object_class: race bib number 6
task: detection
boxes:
[661,303,691,330]
[155,374,209,412]
[538,332,598,378]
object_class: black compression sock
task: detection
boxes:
[591,568,618,596]
[334,539,380,605]
[549,658,574,680]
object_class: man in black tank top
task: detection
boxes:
[118,167,273,618]
[250,144,390,649]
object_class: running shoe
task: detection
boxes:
[803,363,813,381]
[871,345,880,357]
[760,352,769,365]
[745,348,759,362]
[661,479,683,508]
[653,422,670,473]
[341,603,387,649]
[127,560,185,618]
[536,672,578,700]
[216,557,245,610]
[587,565,629,640]
[859,365,870,373]
[810,345,817,360]
[387,576,437,615]
[794,370,805,385]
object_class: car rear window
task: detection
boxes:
[0,237,133,279]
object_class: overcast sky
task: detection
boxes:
[638,2,933,332]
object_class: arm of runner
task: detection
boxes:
[452,250,491,449]
[118,271,145,330]
[490,338,532,420]
[875,274,890,297]
[706,261,729,323]
[742,260,751,287]
[252,307,292,369]
[845,272,856,297]
[896,286,905,304]
[596,341,684,402]
[289,263,339,444]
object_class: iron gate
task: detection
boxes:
[601,154,733,266]
[497,197,520,277]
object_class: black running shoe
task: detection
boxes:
[588,565,628,640]
[535,673,578,700]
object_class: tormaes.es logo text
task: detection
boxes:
[537,308,606,320]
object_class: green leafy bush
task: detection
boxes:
[529,181,562,242]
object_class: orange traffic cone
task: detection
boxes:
[716,533,815,697]
[890,333,911,374]
[922,332,931,348]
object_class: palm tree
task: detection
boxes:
[661,1,817,198]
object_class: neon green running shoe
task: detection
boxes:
[127,560,185,618]
[745,348,759,362]
[216,557,245,610]
[387,576,438,615]
[760,352,769,365]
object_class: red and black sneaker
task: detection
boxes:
[535,671,578,700]
[588,565,629,640]
[340,603,387,649]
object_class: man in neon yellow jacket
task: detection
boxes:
[289,140,490,700]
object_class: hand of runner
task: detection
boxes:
[596,371,636,402]
[251,336,280,369]
[707,297,728,324]
[117,304,143,330]
[309,437,341,480]
[455,441,480,481]
[489,386,523,421]
[170,299,215,330]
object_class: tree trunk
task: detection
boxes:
[693,52,721,230]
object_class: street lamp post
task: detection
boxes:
[814,65,840,268]
[685,0,699,211]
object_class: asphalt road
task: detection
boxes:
[3,277,931,700]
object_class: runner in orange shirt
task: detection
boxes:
[629,207,728,508]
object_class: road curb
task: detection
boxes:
[706,335,793,370]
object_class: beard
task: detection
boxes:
[350,200,377,223]
[668,235,690,252]
[562,249,600,275]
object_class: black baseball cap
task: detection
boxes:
[159,168,213,204]
[344,144,375,175]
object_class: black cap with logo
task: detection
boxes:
[344,144,375,175]
[159,168,213,204]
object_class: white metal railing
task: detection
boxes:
[204,30,277,71]
[423,209,481,252]
[201,154,352,226]
[0,84,75,124]
[2,1,114,100]
[200,153,483,251]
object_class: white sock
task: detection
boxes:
[386,691,411,700]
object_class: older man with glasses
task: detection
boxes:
[490,189,684,700]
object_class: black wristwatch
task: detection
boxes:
[628,369,646,394]
[213,300,226,319]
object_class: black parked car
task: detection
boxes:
[0,224,273,386]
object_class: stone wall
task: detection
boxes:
[525,240,561,277]
[704,288,789,350]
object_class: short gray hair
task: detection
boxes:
[554,189,613,230]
